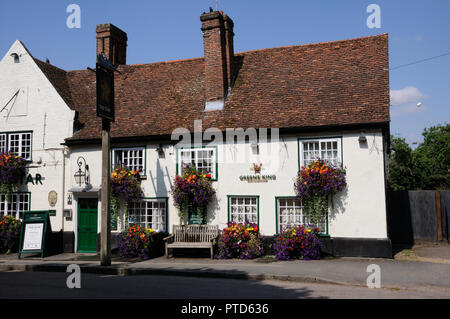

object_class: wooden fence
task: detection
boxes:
[387,190,450,247]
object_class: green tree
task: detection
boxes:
[412,124,450,190]
[388,135,414,191]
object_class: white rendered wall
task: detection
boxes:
[66,129,388,241]
[0,40,75,231]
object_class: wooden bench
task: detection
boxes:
[164,225,219,259]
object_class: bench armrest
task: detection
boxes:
[210,235,219,245]
[163,234,174,243]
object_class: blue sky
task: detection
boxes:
[1,0,449,146]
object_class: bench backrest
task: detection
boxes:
[173,225,219,243]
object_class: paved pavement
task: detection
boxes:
[1,243,450,294]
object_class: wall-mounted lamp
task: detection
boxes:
[358,132,367,143]
[10,53,20,63]
[251,142,260,154]
[156,144,164,156]
[74,156,89,186]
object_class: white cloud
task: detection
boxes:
[390,86,424,106]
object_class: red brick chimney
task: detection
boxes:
[96,23,128,65]
[201,11,235,109]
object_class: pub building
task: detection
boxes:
[0,10,392,257]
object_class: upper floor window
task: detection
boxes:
[112,147,145,174]
[178,147,217,180]
[0,132,32,160]
[299,137,341,168]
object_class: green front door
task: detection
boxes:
[77,198,98,253]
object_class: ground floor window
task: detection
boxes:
[0,193,30,219]
[276,197,327,234]
[127,198,167,232]
[228,196,259,224]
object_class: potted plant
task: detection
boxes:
[171,165,216,225]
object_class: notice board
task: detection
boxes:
[18,211,52,259]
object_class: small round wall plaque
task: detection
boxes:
[48,191,58,207]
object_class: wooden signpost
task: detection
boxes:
[18,211,52,259]
[96,54,115,266]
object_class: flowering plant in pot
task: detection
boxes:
[117,225,167,259]
[215,221,264,259]
[171,165,215,225]
[110,166,142,230]
[273,225,322,260]
[0,152,27,197]
[294,159,346,225]
[0,215,22,254]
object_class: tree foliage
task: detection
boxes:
[389,124,450,190]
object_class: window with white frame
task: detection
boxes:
[0,193,30,219]
[0,134,6,153]
[229,196,258,224]
[277,197,326,234]
[178,147,216,179]
[299,138,341,167]
[112,147,145,173]
[0,132,32,160]
[128,198,167,232]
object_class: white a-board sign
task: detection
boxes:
[22,223,44,251]
[18,211,51,259]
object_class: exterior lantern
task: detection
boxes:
[74,156,89,186]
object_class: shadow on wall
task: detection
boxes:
[207,193,220,225]
[148,157,168,197]
[329,188,348,222]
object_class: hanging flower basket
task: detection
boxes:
[294,159,347,225]
[0,152,27,197]
[171,165,215,225]
[110,166,143,229]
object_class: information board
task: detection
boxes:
[18,211,52,259]
[22,223,44,251]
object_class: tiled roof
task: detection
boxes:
[37,34,390,143]
[33,58,75,110]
